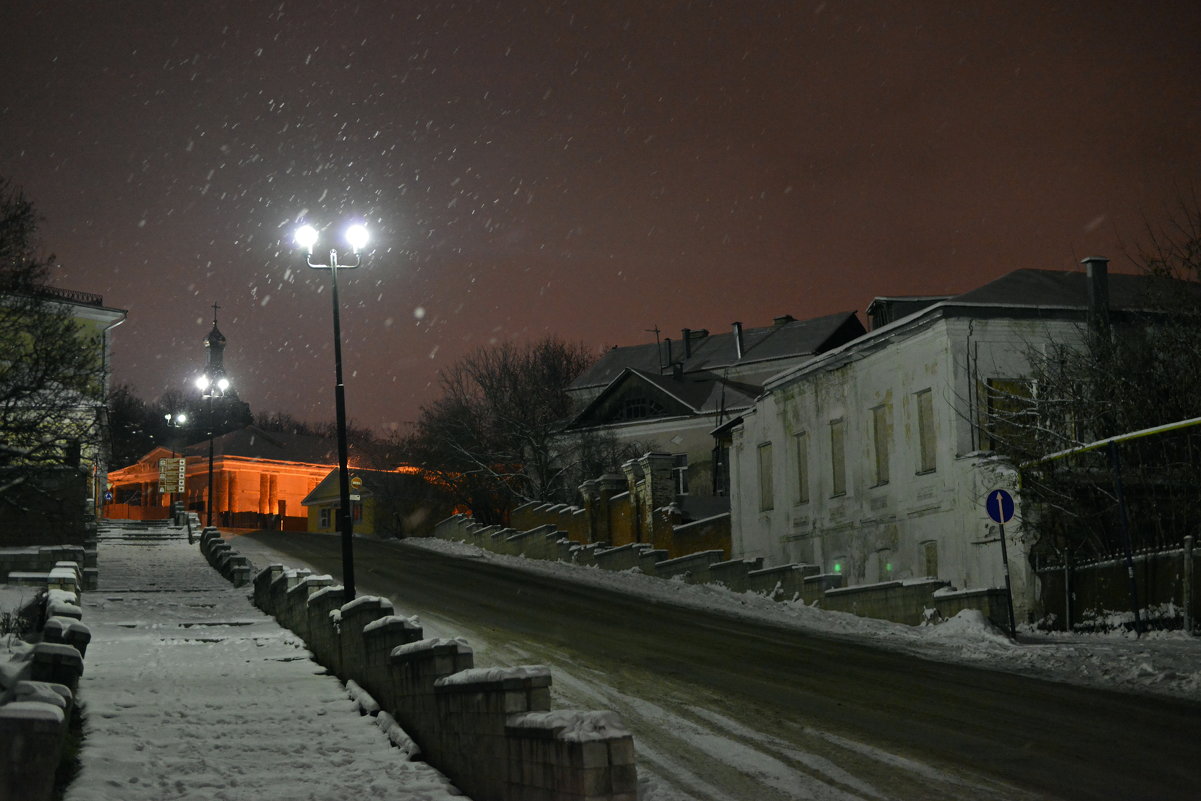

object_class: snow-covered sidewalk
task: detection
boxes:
[65,523,462,801]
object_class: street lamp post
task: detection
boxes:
[163,411,188,513]
[195,374,230,528]
[294,222,368,602]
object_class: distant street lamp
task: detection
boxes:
[163,411,188,512]
[294,221,368,601]
[164,412,188,458]
[195,373,230,528]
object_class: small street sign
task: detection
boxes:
[350,475,363,490]
[986,489,1015,524]
[985,488,1018,637]
[349,493,361,501]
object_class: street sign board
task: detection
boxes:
[986,489,1015,524]
[159,457,187,493]
[350,475,363,490]
[349,493,361,501]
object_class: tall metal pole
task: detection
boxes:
[206,392,215,528]
[327,249,356,601]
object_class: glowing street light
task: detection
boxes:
[293,221,368,600]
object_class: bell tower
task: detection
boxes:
[204,301,228,381]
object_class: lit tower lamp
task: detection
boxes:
[195,373,231,528]
[294,222,368,601]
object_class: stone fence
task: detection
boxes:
[510,453,732,561]
[197,527,254,587]
[0,559,92,801]
[250,563,638,801]
[435,514,1012,629]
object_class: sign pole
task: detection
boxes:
[987,489,1018,638]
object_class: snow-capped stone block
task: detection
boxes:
[30,642,84,688]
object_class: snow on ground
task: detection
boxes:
[403,536,1201,703]
[64,523,462,801]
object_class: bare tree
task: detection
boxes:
[992,200,1201,560]
[406,336,593,523]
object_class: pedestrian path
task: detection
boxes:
[65,523,462,801]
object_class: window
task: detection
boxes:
[352,502,363,522]
[712,444,730,496]
[871,405,889,486]
[319,507,332,528]
[980,378,1036,451]
[830,419,846,496]
[916,389,936,473]
[613,394,665,421]
[922,541,939,578]
[672,453,689,496]
[793,432,809,504]
[757,442,774,511]
[877,549,894,581]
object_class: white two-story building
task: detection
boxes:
[727,260,1159,617]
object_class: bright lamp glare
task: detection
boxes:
[345,224,369,252]
[216,377,230,392]
[195,375,210,391]
[295,224,319,252]
[176,413,188,424]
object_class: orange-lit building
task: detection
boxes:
[106,425,341,531]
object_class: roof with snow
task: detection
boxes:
[949,267,1194,310]
[571,311,865,392]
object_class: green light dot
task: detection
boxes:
[833,562,842,573]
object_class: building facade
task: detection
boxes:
[106,427,339,531]
[727,263,1151,619]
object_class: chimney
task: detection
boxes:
[1082,256,1109,328]
[663,337,673,370]
[732,322,744,359]
[682,328,692,358]
[773,314,795,326]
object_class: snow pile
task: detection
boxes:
[923,609,1014,646]
[407,536,1201,703]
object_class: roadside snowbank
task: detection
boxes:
[404,536,1201,702]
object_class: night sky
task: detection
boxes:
[3,1,1200,432]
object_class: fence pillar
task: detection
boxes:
[1185,535,1195,635]
[1063,555,1073,632]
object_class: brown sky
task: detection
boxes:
[2,1,1199,431]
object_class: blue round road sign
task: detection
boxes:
[986,489,1015,523]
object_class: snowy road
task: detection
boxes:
[238,531,1201,801]
[65,526,461,801]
